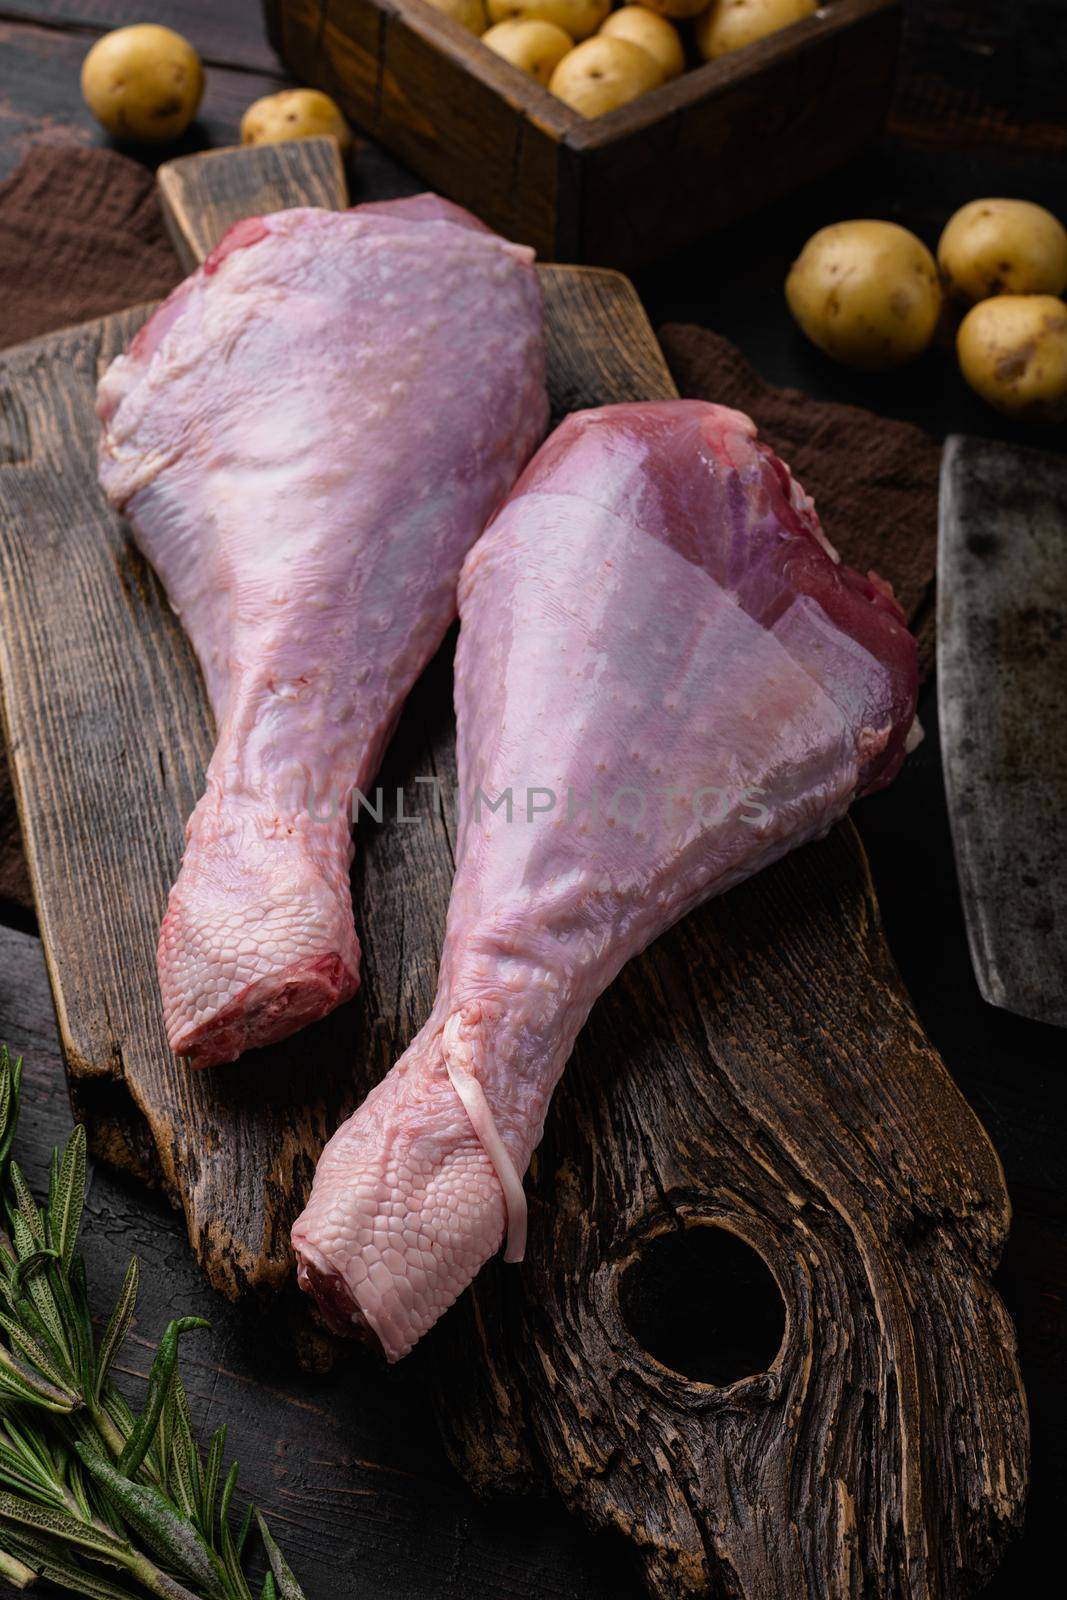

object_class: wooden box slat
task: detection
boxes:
[264,0,901,266]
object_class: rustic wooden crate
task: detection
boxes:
[263,0,901,268]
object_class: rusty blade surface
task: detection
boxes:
[938,434,1067,1028]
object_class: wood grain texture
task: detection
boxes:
[158,136,348,268]
[264,0,901,267]
[889,0,1067,156]
[0,140,1028,1596]
[0,0,280,73]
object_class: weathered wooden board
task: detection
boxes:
[0,139,1027,1596]
[157,138,349,268]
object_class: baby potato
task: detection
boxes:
[786,220,942,371]
[696,0,816,60]
[487,0,609,43]
[549,35,665,115]
[938,199,1067,306]
[483,19,574,84]
[423,0,488,32]
[626,0,708,20]
[957,294,1067,422]
[240,90,353,154]
[601,6,685,79]
[80,24,204,143]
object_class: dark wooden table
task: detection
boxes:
[0,2,1065,1596]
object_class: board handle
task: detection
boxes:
[538,264,678,409]
[157,138,349,272]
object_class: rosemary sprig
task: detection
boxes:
[0,1045,308,1600]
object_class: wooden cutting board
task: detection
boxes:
[0,139,1026,1598]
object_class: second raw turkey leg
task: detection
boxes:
[96,197,547,1068]
[294,400,919,1359]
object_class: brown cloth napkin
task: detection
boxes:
[0,146,937,916]
[0,145,180,343]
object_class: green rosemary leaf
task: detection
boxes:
[234,1501,252,1560]
[167,1378,202,1523]
[94,1259,138,1403]
[0,1050,21,1182]
[101,1386,136,1443]
[65,1455,95,1525]
[0,1347,77,1413]
[9,1231,68,1372]
[201,1427,226,1541]
[62,1255,96,1399]
[0,1418,60,1486]
[10,1250,61,1295]
[12,1296,66,1370]
[118,1318,209,1481]
[0,1448,51,1504]
[0,1523,64,1569]
[34,1557,146,1600]
[0,1540,36,1588]
[0,1421,68,1505]
[152,1381,173,1490]
[6,1525,179,1600]
[0,1488,131,1563]
[45,1152,60,1242]
[218,1462,238,1531]
[75,1448,226,1600]
[68,1257,89,1313]
[5,1525,144,1599]
[217,1467,253,1600]
[0,1309,73,1395]
[254,1513,307,1600]
[260,1572,278,1600]
[8,1216,42,1271]
[7,1166,45,1251]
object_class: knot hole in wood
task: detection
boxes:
[616,1215,788,1390]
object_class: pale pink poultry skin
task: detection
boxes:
[293,400,919,1360]
[96,197,547,1068]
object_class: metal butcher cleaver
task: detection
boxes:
[938,434,1067,1028]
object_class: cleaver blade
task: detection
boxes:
[938,434,1067,1028]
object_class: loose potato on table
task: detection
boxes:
[483,18,574,83]
[786,220,942,371]
[241,89,353,153]
[549,34,666,115]
[601,6,685,79]
[423,0,489,31]
[487,0,609,41]
[938,199,1067,306]
[957,294,1067,422]
[81,24,204,143]
[696,0,816,59]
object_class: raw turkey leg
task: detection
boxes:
[293,400,919,1360]
[96,197,547,1068]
